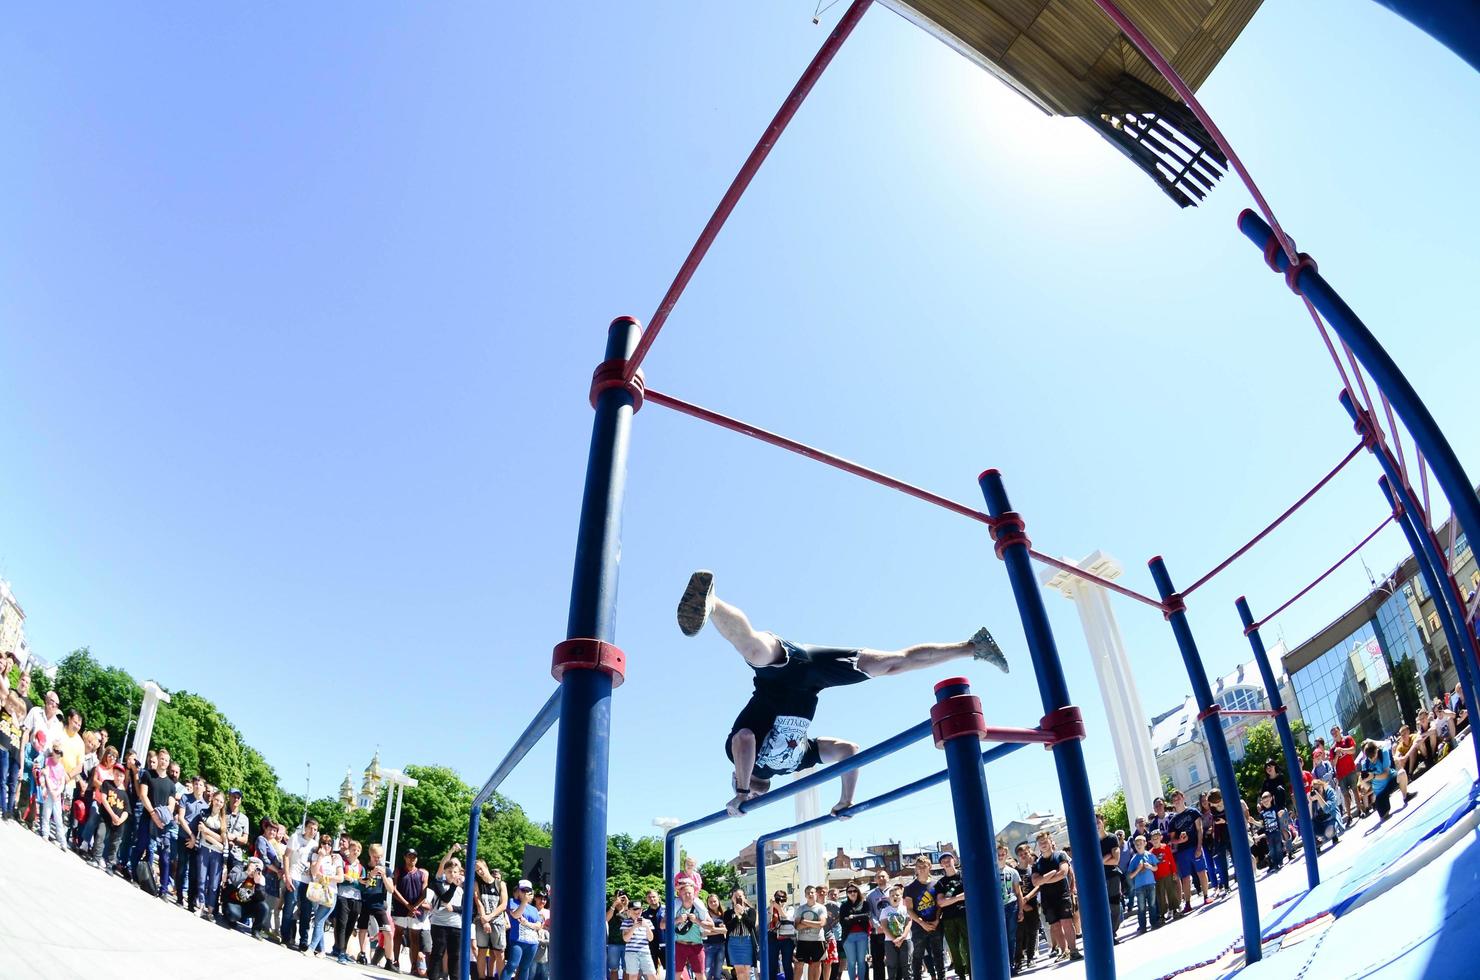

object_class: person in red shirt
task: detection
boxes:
[1149,830,1178,927]
[1330,726,1363,819]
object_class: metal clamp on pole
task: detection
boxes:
[551,638,627,689]
[933,678,1011,980]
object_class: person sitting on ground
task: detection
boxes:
[1449,684,1467,734]
[220,856,271,938]
[1412,709,1439,773]
[1393,725,1420,778]
[1359,738,1416,822]
[674,570,1007,816]
[1431,698,1459,757]
[1308,778,1342,849]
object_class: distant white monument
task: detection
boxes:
[130,681,171,759]
[1041,552,1160,823]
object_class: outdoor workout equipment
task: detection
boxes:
[661,677,1088,980]
[463,2,1479,977]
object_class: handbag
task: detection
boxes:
[307,877,336,908]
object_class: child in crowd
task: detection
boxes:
[1257,791,1287,871]
[1149,830,1177,927]
[39,742,68,849]
[1126,835,1159,934]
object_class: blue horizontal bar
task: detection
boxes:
[668,720,935,839]
[758,741,1027,844]
[472,689,561,808]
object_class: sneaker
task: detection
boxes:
[1070,951,1084,962]
[676,570,714,636]
[336,954,349,965]
[970,628,1009,672]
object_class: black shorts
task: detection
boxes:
[1041,892,1074,925]
[727,637,868,780]
[795,940,826,963]
[358,903,390,931]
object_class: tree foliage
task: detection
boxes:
[1233,720,1312,808]
[1392,656,1424,730]
[36,647,738,893]
[1096,788,1129,834]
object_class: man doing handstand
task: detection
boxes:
[676,570,1008,817]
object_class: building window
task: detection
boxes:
[1188,763,1201,787]
[1290,619,1399,743]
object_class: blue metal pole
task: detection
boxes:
[473,690,561,808]
[934,678,1011,980]
[1237,211,1480,606]
[1148,556,1262,963]
[1369,0,1480,72]
[756,850,770,980]
[663,833,679,969]
[551,315,641,980]
[1375,475,1480,773]
[978,470,1115,980]
[1234,597,1320,890]
[457,806,483,980]
[1338,390,1480,764]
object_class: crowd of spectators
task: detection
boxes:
[0,651,553,979]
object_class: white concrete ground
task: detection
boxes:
[1,740,1472,979]
[0,817,386,980]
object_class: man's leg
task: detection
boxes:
[855,629,1006,678]
[814,738,860,815]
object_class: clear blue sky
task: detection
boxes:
[3,1,1477,864]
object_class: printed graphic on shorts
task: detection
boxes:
[756,714,811,774]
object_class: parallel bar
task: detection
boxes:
[754,740,1028,973]
[1149,556,1263,964]
[474,691,561,808]
[1236,597,1321,891]
[1370,0,1480,72]
[624,0,875,381]
[980,471,1115,980]
[668,720,934,840]
[458,690,561,980]
[1216,709,1283,717]
[550,317,640,980]
[1249,516,1393,631]
[646,387,1170,610]
[1181,441,1365,598]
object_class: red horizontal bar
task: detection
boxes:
[644,387,1172,613]
[981,725,1056,745]
[1180,440,1365,598]
[623,0,875,383]
[1026,550,1170,612]
[1247,515,1395,631]
[1218,708,1286,717]
[644,387,994,524]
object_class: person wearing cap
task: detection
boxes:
[392,847,431,975]
[220,855,271,938]
[501,878,541,979]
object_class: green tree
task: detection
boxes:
[1096,788,1129,834]
[51,648,141,739]
[1392,656,1424,729]
[1233,720,1311,809]
[699,859,740,900]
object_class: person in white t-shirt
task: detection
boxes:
[280,816,321,950]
